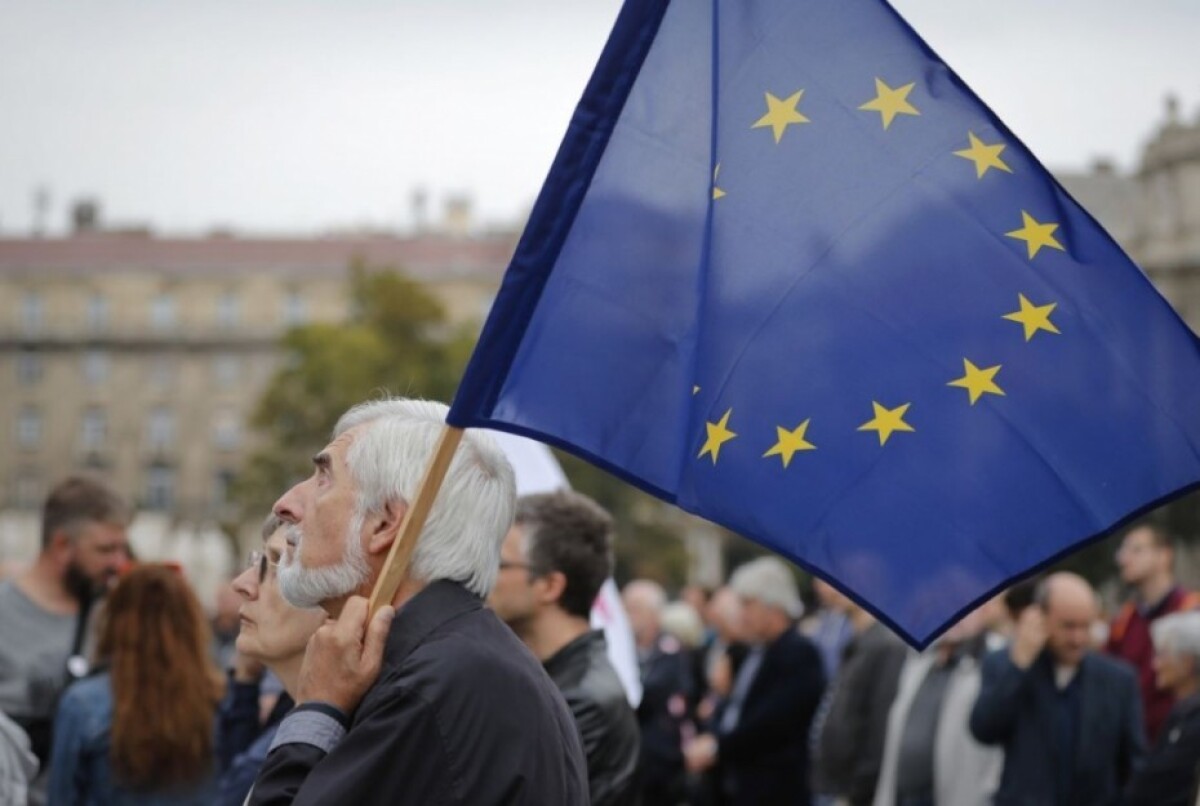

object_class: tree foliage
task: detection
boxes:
[233,264,474,522]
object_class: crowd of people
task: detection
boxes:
[0,396,1199,805]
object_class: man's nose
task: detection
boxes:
[273,481,306,523]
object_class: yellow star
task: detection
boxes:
[858,78,920,129]
[698,408,737,464]
[712,164,726,200]
[752,90,810,144]
[1003,293,1061,341]
[947,359,1005,405]
[858,401,915,446]
[953,131,1012,179]
[763,420,817,468]
[1006,211,1065,259]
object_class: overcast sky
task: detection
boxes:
[2,0,1197,236]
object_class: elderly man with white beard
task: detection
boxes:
[249,398,588,806]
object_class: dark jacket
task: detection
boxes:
[813,621,906,805]
[215,679,292,806]
[250,580,588,805]
[970,649,1145,806]
[544,630,640,806]
[1123,692,1200,806]
[635,634,696,804]
[715,628,826,806]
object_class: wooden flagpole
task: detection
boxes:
[368,424,464,616]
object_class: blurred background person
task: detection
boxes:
[624,578,696,805]
[970,572,1144,806]
[1124,610,1200,805]
[873,608,1001,806]
[684,557,826,805]
[48,564,224,804]
[804,579,855,682]
[812,593,906,806]
[0,710,38,804]
[217,515,325,806]
[1107,521,1200,743]
[0,476,129,800]
[489,491,640,806]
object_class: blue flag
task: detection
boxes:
[448,0,1200,646]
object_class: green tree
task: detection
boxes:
[233,264,473,522]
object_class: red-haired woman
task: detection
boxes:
[48,564,225,804]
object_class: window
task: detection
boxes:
[213,410,242,451]
[87,293,109,332]
[82,350,109,385]
[16,351,42,385]
[150,293,176,331]
[282,291,307,326]
[17,407,41,449]
[14,473,41,509]
[213,354,240,387]
[213,469,236,508]
[147,406,175,449]
[145,465,175,510]
[216,291,240,328]
[21,292,44,334]
[81,407,107,449]
[149,355,175,387]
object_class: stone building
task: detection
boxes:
[0,213,516,572]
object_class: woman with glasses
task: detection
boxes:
[48,563,225,804]
[215,515,325,806]
[1124,610,1200,805]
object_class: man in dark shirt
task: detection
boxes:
[489,490,640,806]
[249,398,588,805]
[971,573,1144,806]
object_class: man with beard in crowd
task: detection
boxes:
[0,476,129,800]
[489,490,640,806]
[250,398,587,805]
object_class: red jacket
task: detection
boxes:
[1106,586,1200,743]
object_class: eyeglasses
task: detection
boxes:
[498,560,532,572]
[247,549,280,583]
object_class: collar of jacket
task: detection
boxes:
[543,629,605,676]
[383,579,483,664]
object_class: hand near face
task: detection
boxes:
[1010,606,1047,670]
[683,733,718,773]
[297,596,395,714]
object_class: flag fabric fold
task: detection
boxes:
[449,0,1200,647]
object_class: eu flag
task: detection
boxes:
[448,0,1200,646]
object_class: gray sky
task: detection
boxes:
[2,0,1197,235]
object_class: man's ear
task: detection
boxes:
[366,500,407,556]
[536,570,568,607]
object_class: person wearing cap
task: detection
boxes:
[683,556,827,805]
[812,585,907,806]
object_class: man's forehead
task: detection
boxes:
[78,521,127,545]
[322,428,361,462]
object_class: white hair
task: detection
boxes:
[623,579,667,613]
[277,511,369,608]
[1151,611,1200,668]
[661,601,705,649]
[333,398,516,597]
[729,557,803,619]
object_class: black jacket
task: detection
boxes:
[544,630,640,806]
[1123,692,1200,806]
[250,580,588,805]
[970,649,1145,806]
[715,628,826,806]
[635,634,696,803]
[813,621,906,805]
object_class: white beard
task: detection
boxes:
[278,511,370,609]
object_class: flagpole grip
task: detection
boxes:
[368,424,464,616]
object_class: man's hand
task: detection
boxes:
[296,597,395,714]
[683,733,718,773]
[1009,606,1046,670]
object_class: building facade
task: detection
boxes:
[0,226,516,566]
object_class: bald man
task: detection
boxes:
[970,573,1145,805]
